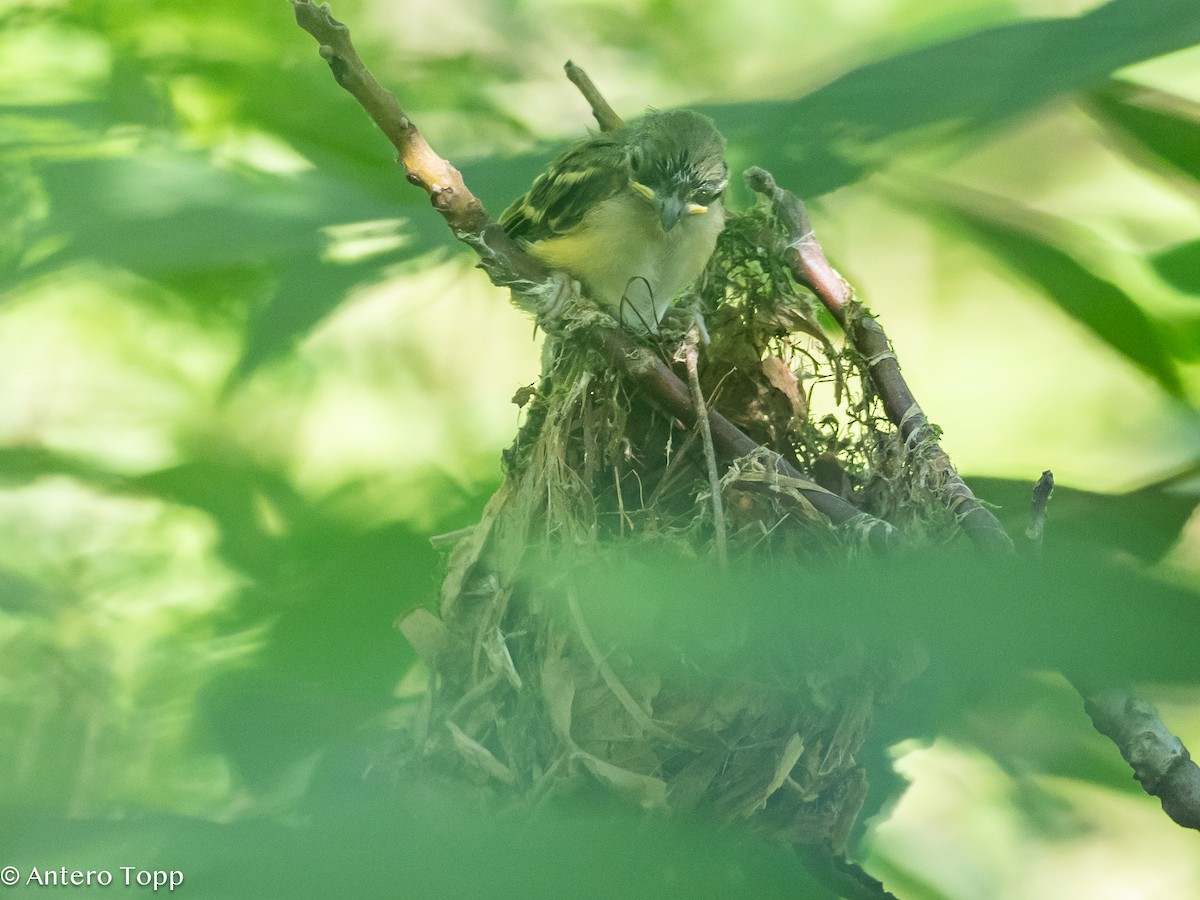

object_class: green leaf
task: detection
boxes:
[704,0,1200,197]
[33,154,416,275]
[970,476,1200,564]
[926,192,1184,398]
[1085,79,1200,183]
[1151,239,1200,296]
[26,152,459,375]
[0,802,837,900]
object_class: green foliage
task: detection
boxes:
[709,0,1200,197]
[1086,79,1200,184]
[1152,239,1200,296]
[923,187,1184,397]
[1,0,1199,896]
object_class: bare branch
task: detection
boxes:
[745,166,1015,556]
[1026,472,1200,831]
[292,0,483,233]
[1082,686,1200,831]
[564,60,626,132]
[1026,469,1054,546]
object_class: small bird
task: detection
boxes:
[501,109,728,333]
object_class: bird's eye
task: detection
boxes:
[692,188,718,206]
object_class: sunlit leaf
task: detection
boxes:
[923,191,1184,398]
[33,154,409,274]
[705,0,1200,197]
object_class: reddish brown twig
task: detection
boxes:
[745,167,1014,556]
[744,166,1200,833]
[291,0,900,552]
[291,0,542,293]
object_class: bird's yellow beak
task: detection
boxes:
[632,182,707,232]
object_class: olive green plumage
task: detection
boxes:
[501,110,729,331]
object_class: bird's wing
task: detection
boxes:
[499,134,629,243]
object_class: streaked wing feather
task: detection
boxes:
[500,136,628,243]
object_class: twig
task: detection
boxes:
[1022,458,1198,834]
[1025,469,1054,546]
[291,3,902,553]
[742,166,1200,830]
[564,60,626,132]
[1081,685,1200,831]
[751,162,1200,833]
[682,335,728,566]
[745,166,1015,556]
[600,333,900,551]
[291,0,543,293]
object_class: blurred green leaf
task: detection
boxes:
[1151,239,1200,296]
[922,189,1184,398]
[971,476,1199,564]
[705,0,1200,198]
[1085,78,1200,184]
[19,151,458,374]
[565,546,1200,692]
[0,799,836,900]
[949,673,1158,798]
[0,446,128,491]
[32,153,418,274]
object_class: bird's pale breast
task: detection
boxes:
[529,188,724,331]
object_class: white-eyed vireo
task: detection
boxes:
[501,109,728,333]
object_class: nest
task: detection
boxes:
[398,201,958,853]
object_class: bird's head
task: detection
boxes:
[627,110,728,232]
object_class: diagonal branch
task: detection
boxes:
[291,0,543,294]
[741,169,1200,830]
[745,167,1015,556]
[290,0,901,552]
[1032,484,1200,834]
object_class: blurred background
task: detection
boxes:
[1,0,1198,896]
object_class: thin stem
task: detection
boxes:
[564,60,626,132]
[683,336,728,566]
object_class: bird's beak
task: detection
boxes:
[631,181,694,232]
[658,194,685,232]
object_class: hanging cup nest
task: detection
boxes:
[398,199,954,852]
